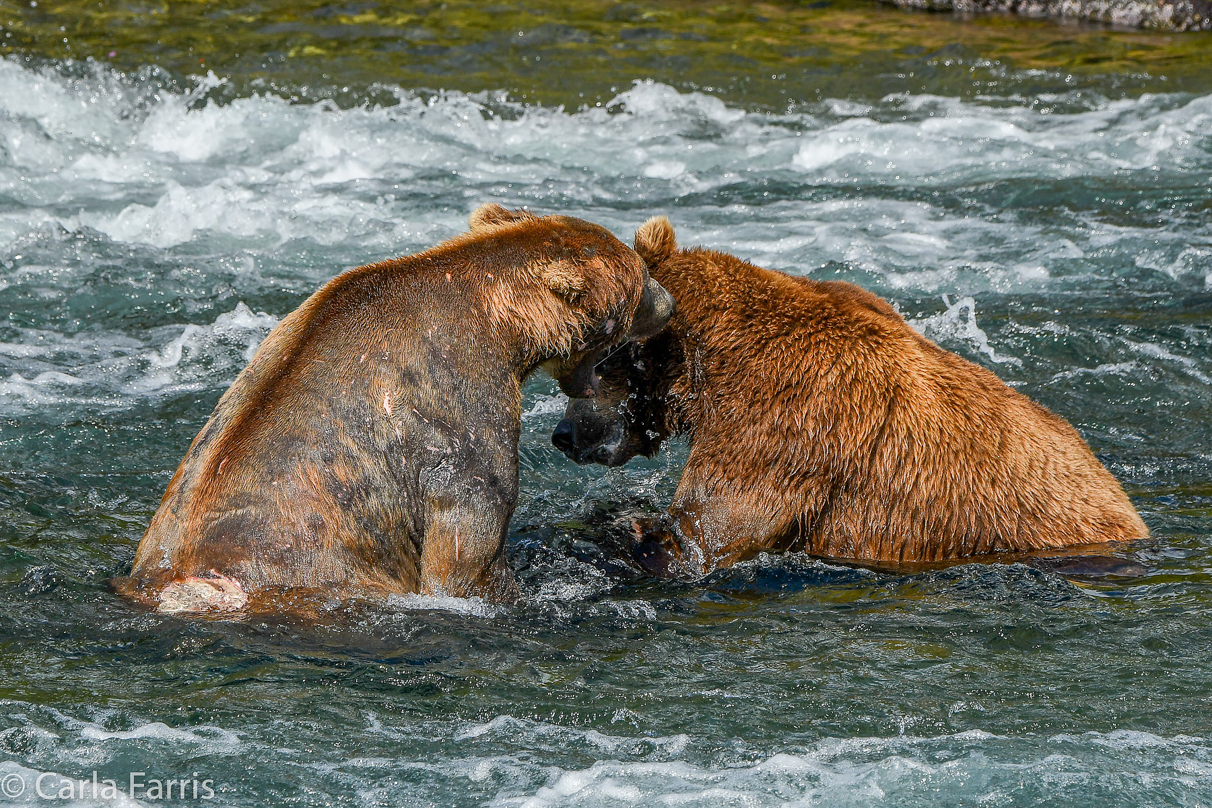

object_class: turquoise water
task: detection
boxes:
[0,55,1210,806]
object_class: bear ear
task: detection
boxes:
[469,203,537,232]
[634,216,677,267]
[540,261,588,303]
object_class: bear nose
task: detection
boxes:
[551,419,578,454]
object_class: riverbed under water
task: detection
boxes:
[0,32,1210,808]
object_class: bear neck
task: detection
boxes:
[645,248,821,442]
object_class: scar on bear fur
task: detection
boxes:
[553,216,1148,576]
[111,205,674,615]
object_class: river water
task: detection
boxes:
[0,40,1210,807]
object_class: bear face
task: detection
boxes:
[553,215,685,466]
[541,268,674,399]
[468,204,674,399]
[551,337,674,466]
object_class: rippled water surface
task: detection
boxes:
[1,46,1210,807]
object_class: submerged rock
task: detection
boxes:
[880,0,1212,31]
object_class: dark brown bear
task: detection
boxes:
[553,217,1147,575]
[113,205,674,614]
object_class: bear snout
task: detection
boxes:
[552,413,627,466]
[554,353,602,399]
[552,418,579,456]
[590,429,627,466]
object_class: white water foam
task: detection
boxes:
[523,393,570,420]
[6,699,1212,807]
[1,63,1207,257]
[909,295,1019,365]
[78,722,238,747]
[0,302,277,414]
[487,730,1212,808]
[1125,340,1212,385]
[15,705,244,755]
[0,705,243,806]
[791,91,1212,181]
[385,592,505,617]
[2,62,1209,417]
[456,715,690,758]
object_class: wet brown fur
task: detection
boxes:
[114,206,657,613]
[560,217,1148,573]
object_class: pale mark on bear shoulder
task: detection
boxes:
[158,572,249,615]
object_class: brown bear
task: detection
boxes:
[112,205,675,615]
[553,217,1148,576]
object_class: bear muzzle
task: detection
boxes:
[554,351,603,398]
[552,412,629,466]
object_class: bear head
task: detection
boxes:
[466,204,675,399]
[552,215,683,465]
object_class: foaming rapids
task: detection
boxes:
[1,61,1210,420]
[3,701,1209,808]
[0,301,277,413]
[496,730,1212,807]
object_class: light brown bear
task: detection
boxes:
[553,217,1147,576]
[112,205,674,614]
